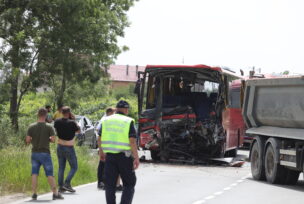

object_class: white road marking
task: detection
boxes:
[192,174,249,203]
[214,191,223,196]
[192,200,206,204]
[204,196,215,200]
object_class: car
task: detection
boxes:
[75,115,98,148]
[94,115,106,134]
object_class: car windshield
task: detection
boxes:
[75,116,82,122]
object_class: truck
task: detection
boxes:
[134,64,246,162]
[243,76,304,184]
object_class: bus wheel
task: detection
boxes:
[264,138,285,184]
[225,149,237,157]
[250,137,265,181]
[150,150,160,161]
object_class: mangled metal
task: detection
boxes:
[136,65,245,162]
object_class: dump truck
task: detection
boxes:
[243,76,304,184]
[134,64,246,162]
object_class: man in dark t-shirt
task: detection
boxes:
[26,108,63,200]
[54,106,80,193]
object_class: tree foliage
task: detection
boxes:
[0,0,137,129]
[35,0,136,106]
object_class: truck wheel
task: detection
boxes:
[282,169,300,185]
[264,138,285,184]
[150,150,160,161]
[250,137,265,180]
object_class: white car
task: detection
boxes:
[75,115,98,148]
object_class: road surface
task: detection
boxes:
[11,150,304,204]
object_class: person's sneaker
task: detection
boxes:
[97,182,105,189]
[116,185,123,192]
[59,186,66,193]
[63,184,76,193]
[53,192,64,200]
[32,193,37,200]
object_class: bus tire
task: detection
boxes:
[150,150,160,161]
[225,148,237,157]
[250,136,266,181]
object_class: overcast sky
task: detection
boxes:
[116,0,304,75]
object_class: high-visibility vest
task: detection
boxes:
[101,114,134,153]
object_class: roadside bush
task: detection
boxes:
[0,116,29,149]
[112,84,136,101]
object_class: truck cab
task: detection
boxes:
[135,64,245,162]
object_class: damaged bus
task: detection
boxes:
[135,64,245,162]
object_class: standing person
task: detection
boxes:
[26,108,64,200]
[54,106,80,193]
[53,105,63,120]
[97,107,120,190]
[45,105,53,123]
[100,100,140,204]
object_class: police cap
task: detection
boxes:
[116,100,130,109]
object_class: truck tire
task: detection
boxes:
[250,137,266,181]
[282,169,300,185]
[150,150,160,161]
[264,138,285,184]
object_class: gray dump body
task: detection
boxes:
[243,77,304,140]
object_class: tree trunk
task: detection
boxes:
[9,73,19,130]
[57,71,66,107]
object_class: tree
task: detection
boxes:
[0,0,41,130]
[0,0,137,129]
[283,70,289,75]
[35,0,136,107]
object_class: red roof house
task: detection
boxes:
[107,65,145,89]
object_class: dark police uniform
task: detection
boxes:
[101,101,137,204]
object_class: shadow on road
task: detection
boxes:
[25,200,51,203]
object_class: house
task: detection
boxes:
[107,65,145,89]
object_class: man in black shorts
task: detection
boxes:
[54,106,80,193]
[26,108,64,200]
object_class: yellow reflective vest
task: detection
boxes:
[101,114,134,153]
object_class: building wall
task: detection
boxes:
[111,81,135,89]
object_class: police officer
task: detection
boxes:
[100,100,140,204]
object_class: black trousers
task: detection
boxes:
[105,153,136,204]
[97,160,105,184]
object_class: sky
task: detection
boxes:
[116,0,304,75]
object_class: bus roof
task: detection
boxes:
[145,64,243,79]
[146,64,221,71]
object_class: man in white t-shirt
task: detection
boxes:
[97,108,116,189]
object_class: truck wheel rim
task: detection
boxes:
[266,146,275,177]
[252,149,259,171]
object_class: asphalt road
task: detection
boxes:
[12,150,304,204]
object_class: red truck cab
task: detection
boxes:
[135,64,245,161]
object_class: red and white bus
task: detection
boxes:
[135,64,245,162]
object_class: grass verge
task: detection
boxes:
[0,144,98,196]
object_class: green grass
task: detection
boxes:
[0,144,98,195]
